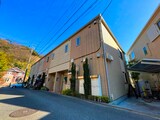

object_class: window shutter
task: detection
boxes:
[147,24,159,42]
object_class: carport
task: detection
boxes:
[128,58,160,100]
[128,59,160,73]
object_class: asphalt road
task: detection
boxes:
[0,87,159,120]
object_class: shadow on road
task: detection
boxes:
[0,87,158,120]
[0,87,59,119]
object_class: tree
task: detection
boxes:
[0,51,10,72]
[70,62,76,92]
[131,72,140,80]
[128,60,140,81]
[128,60,140,97]
[83,58,91,98]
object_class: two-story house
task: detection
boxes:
[127,5,160,92]
[3,67,25,85]
[30,15,128,101]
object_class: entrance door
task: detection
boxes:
[47,73,55,91]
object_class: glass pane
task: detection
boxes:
[157,21,160,30]
[143,47,148,55]
[76,37,80,46]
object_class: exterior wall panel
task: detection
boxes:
[49,40,70,73]
[30,15,126,100]
[70,18,109,96]
[101,22,127,100]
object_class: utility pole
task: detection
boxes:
[23,46,34,82]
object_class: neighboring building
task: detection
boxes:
[127,5,160,91]
[30,15,128,101]
[127,5,160,61]
[3,67,25,85]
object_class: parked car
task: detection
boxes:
[10,83,24,88]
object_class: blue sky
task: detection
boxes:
[0,0,159,55]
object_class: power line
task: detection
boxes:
[102,0,112,15]
[29,0,56,48]
[31,0,112,64]
[38,0,98,55]
[34,0,78,52]
[37,0,88,54]
[30,0,100,65]
[80,0,102,18]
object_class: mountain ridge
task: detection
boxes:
[0,38,40,80]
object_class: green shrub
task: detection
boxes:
[79,94,85,99]
[62,89,73,96]
[93,96,99,101]
[41,86,49,91]
[88,95,93,100]
[87,95,110,103]
[101,96,110,103]
[72,91,80,97]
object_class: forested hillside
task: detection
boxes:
[0,39,40,80]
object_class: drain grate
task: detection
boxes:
[9,108,38,118]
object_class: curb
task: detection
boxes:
[109,104,160,120]
[56,93,160,120]
[31,90,160,120]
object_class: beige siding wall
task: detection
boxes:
[147,7,160,59]
[49,40,70,73]
[30,64,35,77]
[70,18,108,96]
[30,15,127,100]
[38,59,44,73]
[101,22,127,100]
[70,19,100,59]
[31,62,39,77]
[73,53,108,96]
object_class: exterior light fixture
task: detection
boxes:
[71,59,74,63]
[96,53,101,58]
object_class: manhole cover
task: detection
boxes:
[9,108,38,118]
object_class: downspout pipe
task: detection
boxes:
[98,14,111,99]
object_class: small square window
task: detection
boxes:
[52,53,55,60]
[130,51,135,60]
[143,47,148,55]
[46,57,49,62]
[157,20,160,30]
[76,37,80,46]
[65,44,68,53]
[118,49,123,59]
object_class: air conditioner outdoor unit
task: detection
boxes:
[106,53,114,61]
[96,53,101,58]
